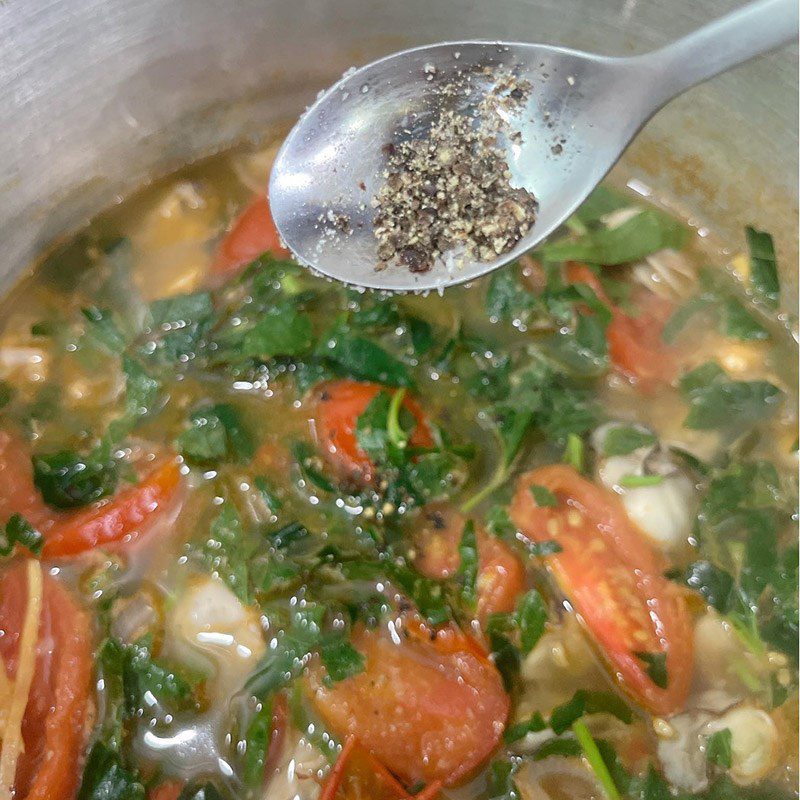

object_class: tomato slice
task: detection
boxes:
[0,430,183,558]
[320,736,412,800]
[42,458,182,557]
[510,465,692,716]
[307,614,508,786]
[211,194,288,279]
[413,503,525,627]
[148,781,184,800]
[566,262,677,390]
[312,380,434,485]
[0,561,92,800]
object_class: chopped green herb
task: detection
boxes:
[178,403,254,464]
[549,689,633,735]
[504,711,547,743]
[745,227,780,308]
[602,425,657,456]
[619,474,664,488]
[563,432,585,472]
[722,297,770,341]
[516,589,547,655]
[457,520,479,608]
[33,449,119,509]
[317,325,412,387]
[679,361,781,431]
[76,741,145,800]
[529,484,557,507]
[0,514,43,557]
[243,696,275,788]
[634,650,669,688]
[320,638,366,682]
[706,728,733,769]
[201,503,251,604]
[242,303,313,358]
[82,306,127,354]
[539,208,687,265]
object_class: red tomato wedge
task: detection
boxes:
[211,194,288,280]
[0,430,183,558]
[413,503,525,627]
[566,262,677,390]
[0,561,92,800]
[320,736,413,800]
[307,614,508,786]
[510,465,692,716]
[41,458,182,557]
[312,380,434,485]
[148,781,184,800]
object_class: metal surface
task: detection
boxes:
[0,0,797,298]
[270,0,797,291]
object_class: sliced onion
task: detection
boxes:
[516,757,601,800]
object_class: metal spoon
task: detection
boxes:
[269,0,797,292]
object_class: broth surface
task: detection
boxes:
[0,132,796,800]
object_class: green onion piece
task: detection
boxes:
[571,720,621,800]
[619,474,664,488]
[563,433,585,473]
[387,388,408,449]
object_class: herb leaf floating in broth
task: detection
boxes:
[1,141,797,800]
[679,361,781,430]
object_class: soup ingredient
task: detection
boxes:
[211,195,287,280]
[168,576,265,695]
[412,503,525,627]
[593,423,696,551]
[307,614,509,785]
[0,431,183,557]
[372,71,537,274]
[0,561,92,800]
[511,465,693,715]
[566,262,677,389]
[313,380,433,485]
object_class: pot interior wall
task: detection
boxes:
[1,0,797,301]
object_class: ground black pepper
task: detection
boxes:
[372,66,538,274]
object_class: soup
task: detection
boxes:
[0,132,796,800]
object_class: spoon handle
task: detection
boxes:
[639,0,798,107]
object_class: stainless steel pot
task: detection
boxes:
[1,0,797,300]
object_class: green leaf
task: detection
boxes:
[177,783,225,800]
[550,689,633,735]
[634,650,669,688]
[81,306,127,354]
[0,514,43,557]
[529,484,557,507]
[722,297,769,341]
[147,291,213,364]
[563,433,585,472]
[516,589,548,654]
[293,441,336,493]
[679,361,781,431]
[619,474,664,488]
[242,303,313,358]
[387,562,452,627]
[201,504,251,604]
[355,391,392,463]
[677,560,736,612]
[539,209,687,265]
[318,326,412,387]
[504,711,547,743]
[486,506,517,540]
[662,295,713,344]
[487,758,521,800]
[485,267,534,322]
[77,741,145,800]
[602,425,657,456]
[178,403,254,464]
[706,728,733,769]
[33,449,119,509]
[150,292,213,329]
[486,613,521,691]
[408,317,434,355]
[572,186,632,225]
[457,520,479,608]
[745,227,780,308]
[533,737,583,760]
[320,638,366,682]
[122,637,195,717]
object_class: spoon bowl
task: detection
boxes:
[269,0,796,292]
